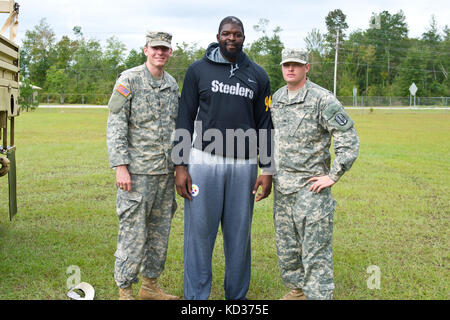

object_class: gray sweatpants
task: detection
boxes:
[183,148,258,300]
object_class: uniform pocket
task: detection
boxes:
[315,212,334,244]
[116,190,143,219]
[145,95,160,120]
[303,188,336,225]
[288,111,307,137]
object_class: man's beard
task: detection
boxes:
[219,41,243,61]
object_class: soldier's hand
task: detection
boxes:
[253,174,273,202]
[175,166,192,200]
[116,165,132,192]
[307,175,335,193]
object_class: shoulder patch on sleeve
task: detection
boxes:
[116,84,131,98]
[335,113,348,126]
[108,82,131,114]
[323,103,354,131]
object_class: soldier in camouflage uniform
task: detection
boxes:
[270,49,360,300]
[106,32,180,300]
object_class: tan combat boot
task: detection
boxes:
[119,286,136,300]
[281,289,307,300]
[138,277,180,300]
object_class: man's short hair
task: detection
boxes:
[218,16,244,35]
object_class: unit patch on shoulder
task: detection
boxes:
[335,113,348,126]
[116,84,130,98]
[109,83,131,114]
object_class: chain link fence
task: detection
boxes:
[36,93,449,107]
[38,93,110,105]
[339,96,449,107]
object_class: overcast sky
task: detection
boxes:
[13,0,450,52]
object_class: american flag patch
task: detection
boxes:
[116,84,130,97]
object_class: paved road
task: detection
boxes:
[39,104,108,109]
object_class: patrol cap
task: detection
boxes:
[146,31,172,48]
[280,48,309,65]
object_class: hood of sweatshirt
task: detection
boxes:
[204,42,250,78]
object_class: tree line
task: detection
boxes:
[19,9,449,106]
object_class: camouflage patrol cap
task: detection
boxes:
[280,48,309,65]
[146,31,172,48]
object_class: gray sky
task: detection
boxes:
[12,0,450,52]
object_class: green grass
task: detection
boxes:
[0,107,448,300]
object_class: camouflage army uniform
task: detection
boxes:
[271,79,359,299]
[106,63,179,289]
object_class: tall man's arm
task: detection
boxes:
[174,65,199,200]
[252,69,273,202]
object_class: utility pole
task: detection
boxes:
[333,29,340,96]
[366,64,369,96]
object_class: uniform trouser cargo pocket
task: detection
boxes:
[300,188,335,299]
[116,189,143,219]
[114,249,141,288]
[303,213,335,299]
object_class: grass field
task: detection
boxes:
[0,107,448,300]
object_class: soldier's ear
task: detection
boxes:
[143,45,150,57]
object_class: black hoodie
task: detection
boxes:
[174,43,273,168]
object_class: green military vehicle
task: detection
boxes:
[0,0,19,220]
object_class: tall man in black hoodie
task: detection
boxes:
[174,16,273,300]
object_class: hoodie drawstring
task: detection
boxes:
[230,64,239,78]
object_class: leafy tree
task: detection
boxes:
[124,47,146,70]
[54,35,77,71]
[304,28,328,86]
[20,18,57,89]
[103,36,127,77]
[324,9,349,48]
[166,42,204,88]
[421,15,446,94]
[247,19,284,92]
[364,10,409,88]
[46,65,70,103]
[305,28,325,56]
[391,40,426,96]
[18,76,38,111]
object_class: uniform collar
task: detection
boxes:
[281,79,310,105]
[143,64,171,90]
